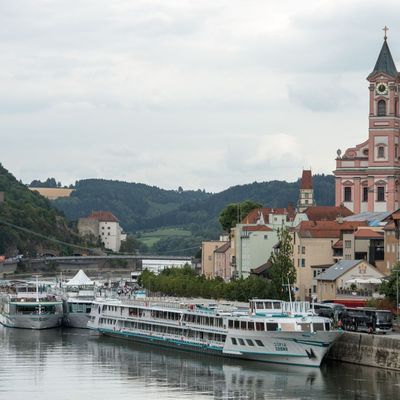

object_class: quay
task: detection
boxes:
[327,331,400,371]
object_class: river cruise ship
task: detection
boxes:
[88,298,341,367]
[62,270,96,329]
[0,281,63,329]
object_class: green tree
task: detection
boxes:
[268,228,296,300]
[218,200,262,232]
[119,234,148,254]
[379,263,400,305]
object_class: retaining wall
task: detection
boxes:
[327,332,400,370]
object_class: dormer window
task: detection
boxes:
[377,100,386,116]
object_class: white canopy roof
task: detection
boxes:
[66,270,94,286]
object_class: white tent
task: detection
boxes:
[345,278,368,284]
[66,270,94,286]
[361,277,383,284]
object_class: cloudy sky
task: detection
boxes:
[1,0,400,192]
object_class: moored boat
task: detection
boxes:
[62,270,96,329]
[88,298,342,367]
[0,281,63,329]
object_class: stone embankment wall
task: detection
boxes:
[327,332,400,370]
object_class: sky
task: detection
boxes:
[2,0,400,192]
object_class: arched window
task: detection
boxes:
[377,100,386,116]
[377,146,385,158]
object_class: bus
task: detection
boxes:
[341,308,393,333]
[313,303,346,323]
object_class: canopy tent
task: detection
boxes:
[65,270,94,286]
[345,278,369,284]
[345,277,382,285]
[360,277,383,284]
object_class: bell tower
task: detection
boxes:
[334,27,400,213]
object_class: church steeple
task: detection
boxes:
[368,27,398,79]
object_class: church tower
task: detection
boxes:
[334,28,400,213]
[298,170,315,212]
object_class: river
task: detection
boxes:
[0,327,399,399]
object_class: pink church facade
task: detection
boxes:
[334,35,400,213]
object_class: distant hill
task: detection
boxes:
[52,174,335,237]
[0,164,87,257]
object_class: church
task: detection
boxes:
[334,28,400,213]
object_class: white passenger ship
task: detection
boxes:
[0,281,63,329]
[88,298,341,367]
[62,270,96,329]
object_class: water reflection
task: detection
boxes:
[0,327,399,400]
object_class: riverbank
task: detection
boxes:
[327,331,400,371]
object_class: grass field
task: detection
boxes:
[138,227,191,247]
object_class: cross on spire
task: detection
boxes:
[383,25,389,40]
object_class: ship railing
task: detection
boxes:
[282,301,311,315]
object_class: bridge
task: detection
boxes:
[25,254,193,263]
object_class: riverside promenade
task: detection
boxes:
[327,330,400,370]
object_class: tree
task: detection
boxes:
[379,263,399,305]
[219,200,263,232]
[268,228,296,300]
[119,234,148,254]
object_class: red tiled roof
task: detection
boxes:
[87,211,119,222]
[383,221,395,231]
[243,225,273,232]
[297,220,368,239]
[332,239,343,249]
[354,229,384,239]
[304,205,353,221]
[300,170,313,189]
[242,207,296,224]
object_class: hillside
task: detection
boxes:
[0,164,87,257]
[52,175,335,255]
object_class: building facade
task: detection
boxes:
[78,211,126,252]
[334,35,400,213]
[297,170,315,212]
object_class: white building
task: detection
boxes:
[78,211,126,252]
[142,258,192,274]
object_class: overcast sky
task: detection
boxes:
[1,0,400,192]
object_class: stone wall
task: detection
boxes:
[327,332,400,370]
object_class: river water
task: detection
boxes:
[0,327,399,400]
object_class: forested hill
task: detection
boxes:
[53,174,335,233]
[0,164,86,256]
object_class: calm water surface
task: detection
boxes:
[0,326,400,400]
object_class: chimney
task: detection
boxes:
[337,215,344,224]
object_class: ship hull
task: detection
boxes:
[0,313,63,330]
[94,327,340,367]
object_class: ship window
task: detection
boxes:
[247,322,254,330]
[313,323,324,331]
[238,338,245,346]
[234,320,240,329]
[231,338,237,345]
[266,323,278,331]
[256,322,265,331]
[246,339,255,346]
[255,339,264,347]
[265,302,273,309]
[256,302,264,309]
[273,302,281,310]
[228,320,233,328]
[325,322,330,331]
[240,321,247,330]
